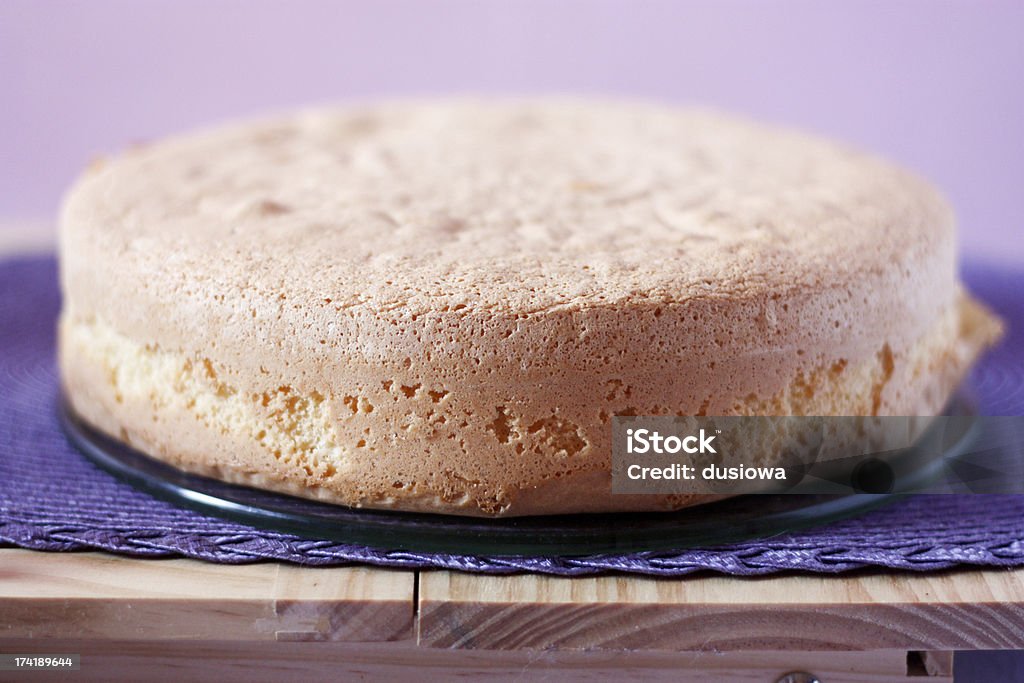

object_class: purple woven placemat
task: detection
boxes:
[2,254,1023,575]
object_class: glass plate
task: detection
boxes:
[60,396,976,557]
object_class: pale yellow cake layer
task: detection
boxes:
[60,295,999,516]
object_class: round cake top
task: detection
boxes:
[63,99,952,318]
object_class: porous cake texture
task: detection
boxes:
[59,100,1002,516]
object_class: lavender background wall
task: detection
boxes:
[1,0,1022,264]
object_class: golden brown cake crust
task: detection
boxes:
[58,99,1001,516]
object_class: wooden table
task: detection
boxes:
[1,550,1023,681]
[2,226,1023,681]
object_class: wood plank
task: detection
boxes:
[418,568,1024,651]
[0,639,932,683]
[0,550,414,642]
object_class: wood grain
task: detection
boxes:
[0,639,934,683]
[418,568,1024,651]
[0,550,414,642]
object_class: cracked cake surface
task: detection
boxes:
[58,99,1002,515]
